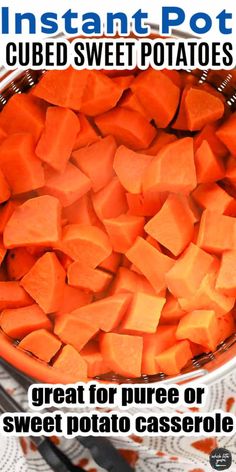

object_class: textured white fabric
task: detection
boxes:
[0,366,235,471]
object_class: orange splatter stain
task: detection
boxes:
[191,438,217,454]
[30,440,37,452]
[189,407,199,412]
[118,449,139,467]
[19,438,28,455]
[77,458,89,467]
[170,456,179,461]
[88,469,97,472]
[189,469,205,472]
[226,397,235,412]
[50,436,60,446]
[130,434,143,443]
[156,451,166,457]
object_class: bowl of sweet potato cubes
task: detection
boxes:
[0,66,235,384]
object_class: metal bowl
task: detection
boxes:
[0,59,236,386]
